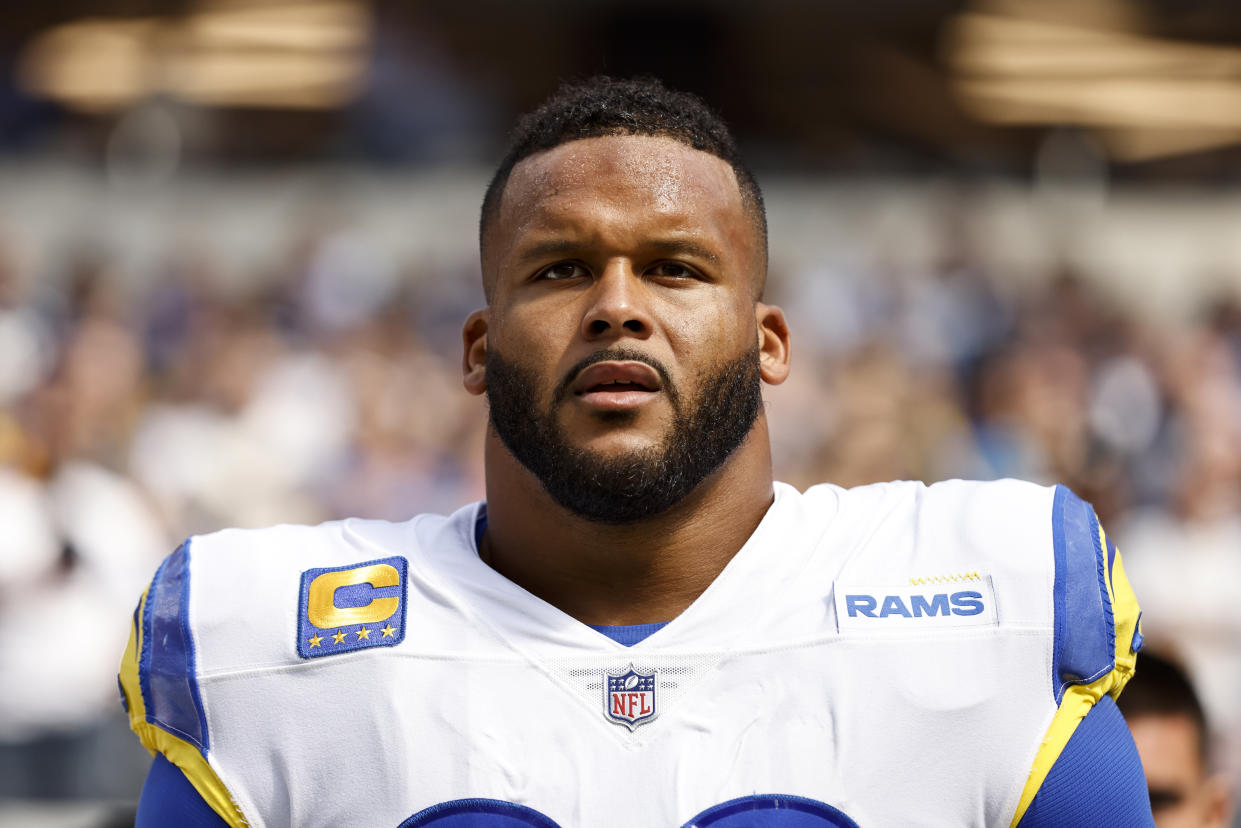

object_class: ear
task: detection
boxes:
[462,309,489,396]
[1203,774,1233,828]
[755,302,790,385]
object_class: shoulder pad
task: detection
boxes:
[118,540,247,827]
[126,540,208,750]
[1051,486,1142,704]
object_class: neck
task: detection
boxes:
[480,416,776,626]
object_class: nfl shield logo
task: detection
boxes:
[605,665,657,731]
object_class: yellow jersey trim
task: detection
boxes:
[119,587,250,828]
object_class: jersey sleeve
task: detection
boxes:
[1016,694,1153,827]
[118,540,248,828]
[138,754,232,828]
[1008,486,1145,827]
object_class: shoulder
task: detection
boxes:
[117,508,477,826]
[117,508,473,719]
[799,479,1056,638]
[174,508,477,609]
[807,476,1113,573]
[165,518,423,654]
[137,510,475,663]
[1011,482,1145,824]
[186,515,422,569]
[116,515,428,704]
[1043,486,1142,701]
[802,478,1145,823]
[807,477,1056,584]
[804,477,1054,531]
[806,478,1140,676]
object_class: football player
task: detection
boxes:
[121,76,1153,826]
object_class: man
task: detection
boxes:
[121,77,1152,826]
[1119,651,1233,828]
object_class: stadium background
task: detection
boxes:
[1,0,1240,825]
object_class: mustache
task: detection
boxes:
[552,347,677,406]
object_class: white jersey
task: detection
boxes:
[119,479,1141,828]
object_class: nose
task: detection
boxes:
[580,261,653,341]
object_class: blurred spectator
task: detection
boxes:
[1119,316,1241,800]
[1119,650,1234,828]
[0,238,54,409]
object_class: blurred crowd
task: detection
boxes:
[0,182,1239,808]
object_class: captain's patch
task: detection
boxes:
[297,556,408,658]
[834,575,998,633]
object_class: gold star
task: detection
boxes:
[331,630,347,645]
[380,624,396,638]
[356,626,371,641]
[308,634,323,648]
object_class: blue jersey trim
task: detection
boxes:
[684,794,861,827]
[140,540,210,753]
[1050,486,1115,704]
[474,507,487,551]
[590,622,669,647]
[1017,694,1154,827]
[137,557,162,721]
[1050,486,1067,704]
[401,798,560,826]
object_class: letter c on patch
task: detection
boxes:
[307,563,400,628]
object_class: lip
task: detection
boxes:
[571,361,663,394]
[570,361,663,410]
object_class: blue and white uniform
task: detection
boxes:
[119,479,1149,827]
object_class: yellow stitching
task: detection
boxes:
[908,572,982,585]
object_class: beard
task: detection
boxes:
[485,343,763,524]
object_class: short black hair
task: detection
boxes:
[479,76,767,296]
[1117,650,1210,764]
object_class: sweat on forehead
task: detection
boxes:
[480,135,766,299]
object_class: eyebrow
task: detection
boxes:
[647,239,721,265]
[514,237,721,266]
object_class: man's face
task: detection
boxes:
[1129,713,1232,828]
[473,135,774,522]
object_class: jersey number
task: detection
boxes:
[401,794,860,827]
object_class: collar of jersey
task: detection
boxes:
[474,513,667,646]
[410,481,837,655]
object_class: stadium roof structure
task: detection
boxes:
[7,0,1241,180]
